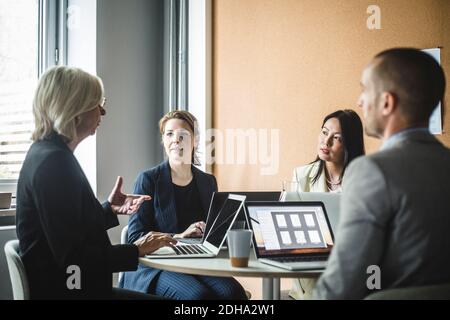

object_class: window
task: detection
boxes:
[0,0,61,194]
[0,0,38,182]
[165,0,212,172]
[187,0,212,173]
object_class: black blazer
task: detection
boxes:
[16,132,138,299]
[121,161,217,292]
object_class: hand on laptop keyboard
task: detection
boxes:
[134,231,177,257]
[174,221,206,239]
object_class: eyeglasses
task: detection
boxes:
[99,97,106,108]
[98,97,106,116]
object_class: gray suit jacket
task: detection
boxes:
[313,130,450,299]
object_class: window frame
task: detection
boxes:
[187,0,212,173]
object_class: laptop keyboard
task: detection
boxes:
[269,255,328,263]
[173,244,209,255]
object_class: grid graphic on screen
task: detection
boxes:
[271,211,327,249]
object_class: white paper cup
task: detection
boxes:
[227,229,252,267]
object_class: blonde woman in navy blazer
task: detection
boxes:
[120,111,247,300]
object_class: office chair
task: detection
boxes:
[117,225,129,285]
[365,283,450,300]
[120,224,129,245]
[4,240,30,300]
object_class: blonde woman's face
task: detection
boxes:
[162,119,194,164]
[76,101,106,140]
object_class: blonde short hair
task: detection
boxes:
[32,66,104,142]
[159,110,200,165]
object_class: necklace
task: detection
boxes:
[325,171,342,186]
[326,178,341,185]
[327,183,341,192]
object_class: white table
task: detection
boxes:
[139,249,322,300]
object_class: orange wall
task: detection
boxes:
[212,0,450,191]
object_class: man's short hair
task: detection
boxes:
[372,48,446,124]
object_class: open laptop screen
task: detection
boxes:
[246,202,334,257]
[210,192,282,230]
[197,192,229,242]
[204,195,245,248]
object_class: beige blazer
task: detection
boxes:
[292,161,327,192]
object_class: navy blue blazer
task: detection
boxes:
[16,132,138,299]
[121,161,217,292]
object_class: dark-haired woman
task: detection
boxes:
[293,109,365,193]
[290,109,365,299]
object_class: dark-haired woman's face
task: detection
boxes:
[317,117,345,165]
[162,119,194,164]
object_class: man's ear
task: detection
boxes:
[380,91,397,116]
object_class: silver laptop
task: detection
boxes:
[177,191,233,245]
[280,191,341,236]
[177,191,278,245]
[211,191,282,230]
[145,194,246,259]
[244,201,335,270]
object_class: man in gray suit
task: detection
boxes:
[313,48,450,299]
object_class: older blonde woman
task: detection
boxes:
[16,66,176,299]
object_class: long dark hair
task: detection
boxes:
[311,109,365,186]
